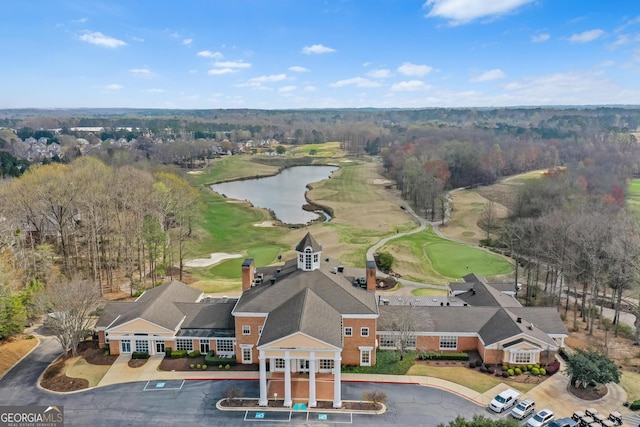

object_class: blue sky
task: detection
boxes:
[2,0,640,109]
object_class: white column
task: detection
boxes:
[333,352,342,408]
[284,351,292,407]
[258,351,268,406]
[308,353,317,408]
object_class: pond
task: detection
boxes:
[211,165,338,225]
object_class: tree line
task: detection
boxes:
[0,158,200,345]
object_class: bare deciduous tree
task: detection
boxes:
[40,279,100,356]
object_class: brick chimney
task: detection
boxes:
[366,260,377,292]
[241,258,255,292]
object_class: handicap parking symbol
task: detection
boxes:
[255,412,265,419]
[318,414,327,421]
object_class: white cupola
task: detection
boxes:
[295,232,322,271]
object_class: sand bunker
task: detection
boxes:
[184,252,242,267]
[254,221,276,227]
[186,170,204,175]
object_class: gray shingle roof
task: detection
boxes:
[450,273,522,308]
[96,281,203,331]
[176,299,236,330]
[258,288,342,348]
[233,263,378,316]
[295,232,322,252]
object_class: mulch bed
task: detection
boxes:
[159,356,258,372]
[40,340,117,392]
[128,358,148,368]
[567,384,608,401]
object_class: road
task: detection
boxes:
[0,333,494,426]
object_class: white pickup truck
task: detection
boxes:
[489,388,520,413]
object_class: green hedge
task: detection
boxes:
[417,351,469,361]
[629,399,640,411]
[132,351,150,359]
[188,350,201,358]
[204,351,237,365]
[170,349,189,359]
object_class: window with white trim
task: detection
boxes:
[216,339,234,354]
[242,325,251,335]
[319,359,334,370]
[274,358,285,370]
[361,327,369,337]
[360,349,371,366]
[344,327,353,337]
[405,335,417,349]
[305,248,312,270]
[379,335,396,348]
[242,347,252,363]
[135,339,148,353]
[176,339,193,351]
[511,351,534,364]
[313,253,319,263]
[439,336,457,350]
[299,254,303,263]
[121,339,131,353]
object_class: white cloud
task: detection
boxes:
[279,85,297,92]
[79,31,126,48]
[104,83,123,90]
[470,69,506,82]
[72,18,88,24]
[249,74,287,83]
[302,44,336,54]
[329,77,381,88]
[568,29,605,43]
[304,86,317,91]
[390,80,431,91]
[188,69,198,74]
[366,69,392,78]
[397,62,433,77]
[208,68,235,75]
[424,0,533,25]
[182,38,193,45]
[214,61,251,69]
[289,66,310,72]
[146,88,165,93]
[531,33,550,43]
[197,50,223,59]
[129,68,154,78]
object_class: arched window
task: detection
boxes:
[305,248,312,270]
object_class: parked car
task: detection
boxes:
[489,388,520,413]
[549,418,578,427]
[527,409,555,427]
[511,398,536,420]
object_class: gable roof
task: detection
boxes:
[449,273,522,308]
[96,281,203,331]
[233,263,378,316]
[258,288,342,348]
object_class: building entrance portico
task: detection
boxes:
[257,342,342,408]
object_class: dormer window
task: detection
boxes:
[305,248,313,270]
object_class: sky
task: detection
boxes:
[2,0,640,109]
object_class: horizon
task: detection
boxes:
[2,0,640,110]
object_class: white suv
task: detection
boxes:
[511,398,536,420]
[527,409,555,427]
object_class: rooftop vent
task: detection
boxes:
[276,268,281,274]
[516,317,522,323]
[446,302,450,306]
[337,266,344,273]
[440,302,444,306]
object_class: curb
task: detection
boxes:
[215,398,387,415]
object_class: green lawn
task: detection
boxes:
[411,288,448,296]
[188,155,280,186]
[621,370,640,401]
[407,365,538,394]
[67,358,110,387]
[342,351,416,375]
[380,227,513,284]
[628,179,640,213]
[289,141,343,157]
